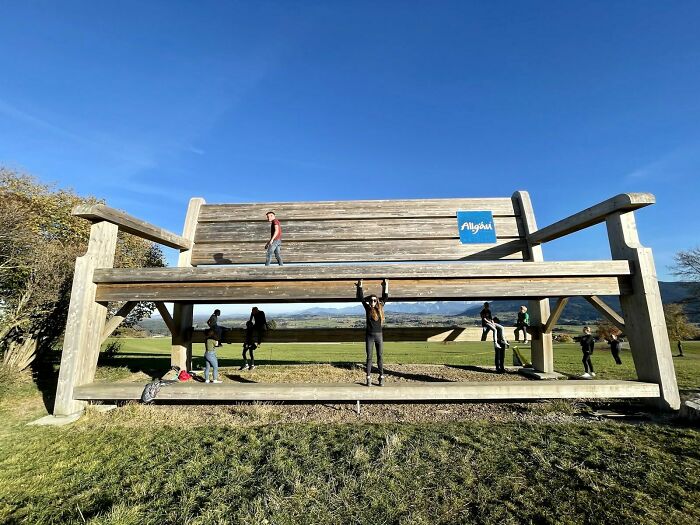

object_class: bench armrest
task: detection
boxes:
[73,204,192,250]
[528,193,655,245]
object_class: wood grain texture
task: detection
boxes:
[190,327,470,343]
[191,239,527,265]
[584,295,625,331]
[94,276,629,303]
[73,380,661,402]
[94,261,632,283]
[529,193,655,245]
[72,204,192,249]
[194,217,522,243]
[198,198,519,222]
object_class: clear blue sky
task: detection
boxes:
[1,1,698,315]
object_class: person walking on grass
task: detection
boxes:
[485,317,510,373]
[606,333,623,365]
[203,328,222,384]
[480,302,495,341]
[265,211,283,266]
[240,320,257,371]
[579,326,596,379]
[514,305,530,343]
[357,279,389,387]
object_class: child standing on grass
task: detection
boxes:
[240,320,257,371]
[203,328,222,384]
[579,326,596,379]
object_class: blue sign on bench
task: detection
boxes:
[457,211,497,244]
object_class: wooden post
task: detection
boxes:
[171,198,204,371]
[54,221,118,416]
[606,211,680,410]
[513,191,554,373]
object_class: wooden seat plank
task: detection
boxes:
[198,198,519,222]
[73,380,661,402]
[95,276,630,302]
[94,261,632,283]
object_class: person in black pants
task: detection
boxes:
[240,320,257,370]
[606,333,623,365]
[486,317,509,373]
[249,307,267,346]
[579,326,596,378]
[357,279,389,387]
[480,302,495,341]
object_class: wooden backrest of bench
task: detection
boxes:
[191,198,527,265]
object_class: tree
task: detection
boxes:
[0,168,166,371]
[673,247,700,283]
[664,303,698,357]
[595,320,621,342]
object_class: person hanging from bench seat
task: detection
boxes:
[356,279,389,387]
[480,302,495,341]
[485,317,510,373]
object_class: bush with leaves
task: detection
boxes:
[0,168,166,371]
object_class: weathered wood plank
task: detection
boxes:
[72,204,192,250]
[606,211,679,410]
[194,217,522,243]
[543,297,569,334]
[101,301,137,343]
[529,193,655,246]
[198,198,518,222]
[73,380,661,402]
[94,261,632,283]
[583,295,625,331]
[190,327,470,343]
[154,302,176,335]
[513,191,554,373]
[191,239,527,265]
[95,276,629,303]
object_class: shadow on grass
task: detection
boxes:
[445,364,508,376]
[382,368,453,383]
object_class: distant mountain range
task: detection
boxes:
[294,281,697,322]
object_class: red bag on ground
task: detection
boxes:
[178,370,192,382]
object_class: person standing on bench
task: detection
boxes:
[249,307,267,346]
[356,279,389,387]
[203,328,222,384]
[240,320,257,371]
[514,305,529,343]
[480,302,495,341]
[265,211,283,266]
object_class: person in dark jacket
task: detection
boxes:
[240,320,257,370]
[486,317,509,373]
[480,302,495,341]
[579,326,596,378]
[249,307,267,346]
[356,279,389,387]
[606,333,623,365]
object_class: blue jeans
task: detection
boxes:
[266,240,283,266]
[204,351,218,381]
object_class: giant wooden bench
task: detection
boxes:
[53,192,680,416]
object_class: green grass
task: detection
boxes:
[107,338,700,391]
[0,340,698,523]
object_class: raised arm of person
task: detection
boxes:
[381,279,389,304]
[356,279,369,307]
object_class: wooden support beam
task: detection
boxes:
[606,211,680,410]
[543,297,569,334]
[529,193,655,245]
[101,301,137,343]
[54,221,118,416]
[513,191,554,373]
[583,296,625,331]
[154,302,176,335]
[72,204,192,250]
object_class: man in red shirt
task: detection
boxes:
[265,211,283,266]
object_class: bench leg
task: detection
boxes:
[529,298,554,373]
[607,212,680,410]
[54,222,118,416]
[172,303,193,372]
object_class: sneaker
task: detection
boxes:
[378,375,385,387]
[212,380,222,384]
[580,372,591,379]
[239,364,249,371]
[249,365,256,370]
[590,372,596,377]
[205,379,210,383]
[366,376,371,387]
